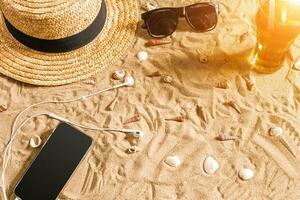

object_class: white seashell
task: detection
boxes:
[137,51,148,61]
[146,2,158,11]
[163,75,173,83]
[294,58,300,70]
[83,79,96,85]
[269,126,283,137]
[30,136,42,148]
[238,168,254,180]
[127,146,141,154]
[203,156,219,175]
[112,69,126,80]
[165,156,181,168]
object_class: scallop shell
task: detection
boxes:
[30,136,42,148]
[165,156,181,168]
[238,168,254,180]
[203,156,219,175]
[112,69,126,80]
[137,51,148,61]
[163,75,173,83]
[269,126,283,137]
[0,105,7,112]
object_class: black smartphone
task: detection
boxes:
[14,123,92,200]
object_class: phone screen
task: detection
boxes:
[14,123,92,200]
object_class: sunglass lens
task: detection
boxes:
[146,9,178,37]
[186,4,218,31]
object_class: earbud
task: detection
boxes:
[124,76,135,87]
[119,129,144,140]
[131,130,144,140]
[112,75,135,89]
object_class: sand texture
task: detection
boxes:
[1,0,300,199]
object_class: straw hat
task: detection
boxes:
[0,0,139,86]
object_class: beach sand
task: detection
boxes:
[1,0,300,199]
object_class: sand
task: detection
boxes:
[1,0,300,199]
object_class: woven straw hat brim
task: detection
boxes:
[0,0,139,86]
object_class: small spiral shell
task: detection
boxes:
[123,114,141,124]
[0,105,7,112]
[225,101,241,114]
[146,39,172,47]
[216,80,231,89]
[165,116,185,122]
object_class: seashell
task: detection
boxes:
[137,51,148,61]
[269,126,283,137]
[196,50,208,63]
[165,156,181,168]
[163,75,173,83]
[199,55,208,63]
[203,156,219,175]
[127,146,141,154]
[197,105,207,123]
[112,69,126,80]
[216,80,231,89]
[83,79,96,85]
[215,134,239,141]
[269,127,296,157]
[146,39,172,47]
[165,116,185,122]
[123,114,141,124]
[238,168,254,180]
[239,32,249,43]
[0,105,7,112]
[30,136,42,148]
[242,75,255,92]
[142,2,158,11]
[146,71,161,77]
[294,59,300,71]
[106,98,118,111]
[225,101,241,114]
[279,138,296,158]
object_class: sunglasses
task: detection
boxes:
[142,2,220,38]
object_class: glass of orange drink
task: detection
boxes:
[249,0,300,73]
